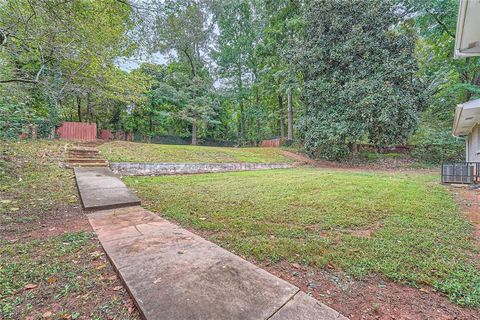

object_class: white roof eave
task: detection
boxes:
[455,0,480,58]
[453,99,480,137]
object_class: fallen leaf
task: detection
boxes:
[10,207,20,212]
[199,217,206,221]
[125,297,136,314]
[24,283,37,290]
[113,286,123,291]
[42,311,53,318]
[419,288,429,293]
[47,277,57,284]
[0,200,11,204]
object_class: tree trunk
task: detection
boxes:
[278,95,285,139]
[239,101,245,142]
[86,93,92,122]
[287,90,293,140]
[76,96,82,122]
[192,120,197,145]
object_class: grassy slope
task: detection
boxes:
[0,140,76,225]
[99,141,293,163]
[125,168,480,307]
[0,141,138,319]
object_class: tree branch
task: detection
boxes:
[426,9,455,39]
[0,78,39,84]
[0,64,45,84]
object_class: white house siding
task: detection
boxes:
[467,124,480,162]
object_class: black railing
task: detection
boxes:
[441,162,480,184]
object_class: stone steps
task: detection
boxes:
[67,158,108,164]
[67,162,109,168]
[66,145,107,168]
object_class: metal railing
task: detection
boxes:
[441,162,480,184]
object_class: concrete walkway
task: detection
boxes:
[75,168,348,319]
[88,206,347,320]
[74,167,140,210]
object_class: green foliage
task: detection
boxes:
[410,125,464,164]
[411,0,480,143]
[300,0,420,160]
[0,100,29,140]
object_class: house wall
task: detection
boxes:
[467,124,480,162]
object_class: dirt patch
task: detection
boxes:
[263,261,479,320]
[452,186,480,242]
[0,205,90,241]
[283,151,320,166]
[282,150,437,173]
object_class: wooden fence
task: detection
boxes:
[99,129,114,140]
[56,122,97,141]
[260,138,284,148]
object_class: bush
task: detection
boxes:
[410,127,464,164]
[0,100,29,140]
[312,143,351,161]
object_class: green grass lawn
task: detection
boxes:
[99,141,293,163]
[125,168,480,307]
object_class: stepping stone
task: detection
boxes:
[74,167,140,210]
[88,206,348,320]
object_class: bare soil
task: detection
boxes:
[453,186,480,242]
[282,150,437,173]
[263,261,479,320]
[1,204,89,241]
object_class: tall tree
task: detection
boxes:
[409,0,480,120]
[0,0,141,135]
[300,0,420,159]
[153,0,215,144]
[261,0,303,141]
[213,0,259,143]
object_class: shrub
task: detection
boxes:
[312,142,351,161]
[0,99,28,140]
[410,127,464,164]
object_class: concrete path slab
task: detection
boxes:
[270,291,347,320]
[88,206,348,320]
[74,167,140,210]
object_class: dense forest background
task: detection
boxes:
[0,0,478,161]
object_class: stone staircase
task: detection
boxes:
[66,145,108,168]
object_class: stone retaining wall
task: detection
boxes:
[110,162,292,176]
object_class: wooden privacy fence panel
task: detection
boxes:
[57,122,97,141]
[260,138,284,148]
[99,129,114,140]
